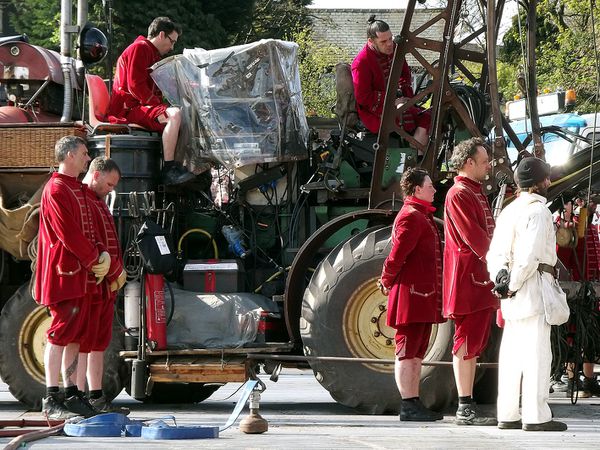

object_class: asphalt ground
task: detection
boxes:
[0,370,598,449]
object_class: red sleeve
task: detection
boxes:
[398,61,414,97]
[126,44,163,106]
[352,57,384,115]
[446,191,491,260]
[46,189,99,270]
[380,211,422,288]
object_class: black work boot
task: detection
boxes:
[498,420,522,429]
[89,395,130,415]
[582,376,600,397]
[63,391,98,418]
[41,395,80,420]
[399,399,443,422]
[523,420,568,431]
[162,163,195,185]
[455,403,497,426]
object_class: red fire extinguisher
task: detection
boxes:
[145,273,167,350]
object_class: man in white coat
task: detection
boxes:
[487,157,568,432]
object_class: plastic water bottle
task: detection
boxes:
[222,225,249,258]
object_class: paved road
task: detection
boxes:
[0,369,599,448]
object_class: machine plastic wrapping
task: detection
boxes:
[151,39,309,169]
[166,287,280,348]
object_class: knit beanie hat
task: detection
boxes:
[514,157,551,188]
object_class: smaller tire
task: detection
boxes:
[0,283,48,409]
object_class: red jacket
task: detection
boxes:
[108,36,163,119]
[381,197,445,327]
[557,219,600,281]
[35,173,102,305]
[443,176,498,317]
[351,43,430,134]
[86,188,124,300]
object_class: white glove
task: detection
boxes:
[91,251,111,278]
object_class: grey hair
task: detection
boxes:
[55,135,87,163]
[449,137,489,170]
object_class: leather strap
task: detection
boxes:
[538,263,558,278]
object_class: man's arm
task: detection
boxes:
[446,190,492,260]
[380,213,423,290]
[352,58,384,115]
[45,190,99,270]
[124,44,163,106]
[508,207,549,292]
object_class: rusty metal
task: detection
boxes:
[283,209,394,343]
[525,0,545,160]
[246,353,498,369]
[370,0,520,208]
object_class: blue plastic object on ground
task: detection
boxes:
[63,413,131,437]
[141,418,219,440]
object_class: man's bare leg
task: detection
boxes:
[158,107,181,161]
[453,343,477,397]
[62,343,80,388]
[76,353,88,391]
[44,342,64,387]
[413,126,428,148]
[395,358,421,398]
[87,351,104,392]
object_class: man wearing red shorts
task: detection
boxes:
[108,16,194,186]
[443,137,498,425]
[379,168,445,421]
[36,136,111,419]
[78,157,128,414]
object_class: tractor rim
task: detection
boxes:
[343,278,442,373]
[19,305,50,385]
[343,278,396,373]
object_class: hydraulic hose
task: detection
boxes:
[177,228,219,259]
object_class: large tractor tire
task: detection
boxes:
[0,283,127,409]
[301,226,455,414]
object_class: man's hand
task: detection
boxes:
[377,279,390,296]
[395,97,409,108]
[110,270,127,292]
[91,251,111,278]
[492,268,511,298]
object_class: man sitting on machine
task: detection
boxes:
[351,16,430,148]
[108,16,195,186]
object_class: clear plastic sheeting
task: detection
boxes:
[151,39,309,168]
[166,287,280,348]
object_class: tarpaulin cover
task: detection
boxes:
[166,288,279,348]
[151,39,309,169]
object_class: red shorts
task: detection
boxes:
[125,104,168,132]
[394,323,433,360]
[80,294,115,353]
[452,308,494,360]
[46,296,90,346]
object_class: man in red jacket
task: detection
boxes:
[108,16,194,186]
[36,136,110,419]
[443,137,498,425]
[78,157,128,414]
[351,17,430,146]
[379,167,445,422]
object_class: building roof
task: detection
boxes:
[310,8,446,66]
